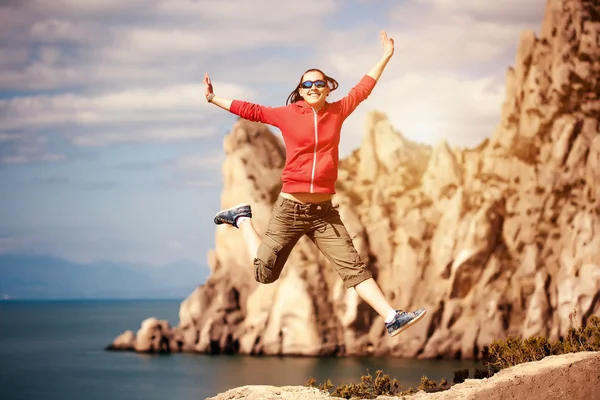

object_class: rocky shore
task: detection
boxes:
[205,352,600,400]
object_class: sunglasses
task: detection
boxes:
[300,80,327,89]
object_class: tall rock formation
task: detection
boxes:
[108,0,600,359]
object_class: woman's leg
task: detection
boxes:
[238,218,262,265]
[353,278,395,319]
[214,198,305,283]
[309,204,426,335]
[307,211,393,319]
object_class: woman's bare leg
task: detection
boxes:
[353,278,395,319]
[238,218,261,265]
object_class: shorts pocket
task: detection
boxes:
[345,237,362,265]
[256,234,283,269]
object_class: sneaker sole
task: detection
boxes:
[389,309,427,337]
[213,203,251,222]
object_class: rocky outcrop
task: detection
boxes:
[106,317,176,353]
[205,352,600,400]
[108,0,600,359]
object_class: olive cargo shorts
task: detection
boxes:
[254,196,373,288]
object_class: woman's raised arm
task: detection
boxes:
[366,30,394,82]
[338,30,395,117]
[203,72,284,126]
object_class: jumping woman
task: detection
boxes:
[203,31,426,337]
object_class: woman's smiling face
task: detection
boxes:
[298,70,330,108]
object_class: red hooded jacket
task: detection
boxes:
[229,75,377,194]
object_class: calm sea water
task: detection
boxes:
[0,300,479,400]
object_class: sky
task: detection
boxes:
[0,0,547,267]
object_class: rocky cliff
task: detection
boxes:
[108,0,600,359]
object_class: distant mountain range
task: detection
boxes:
[0,254,209,300]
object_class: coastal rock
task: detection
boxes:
[408,351,600,400]
[108,0,600,360]
[106,330,135,351]
[206,385,334,400]
[134,317,175,353]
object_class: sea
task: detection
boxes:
[0,300,480,400]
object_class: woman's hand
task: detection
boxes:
[202,72,233,111]
[204,72,214,102]
[380,30,394,60]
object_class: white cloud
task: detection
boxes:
[0,0,546,161]
[29,19,105,43]
[0,132,66,165]
[1,153,66,165]
[154,0,339,24]
[335,73,505,155]
[416,0,546,23]
[0,81,252,151]
[0,0,553,267]
[0,132,19,142]
[0,47,30,68]
[26,0,339,23]
[321,0,545,81]
[0,0,340,91]
[2,83,249,128]
[0,77,250,162]
[29,0,149,17]
[365,72,505,147]
[71,126,216,147]
[312,0,545,151]
[388,0,546,70]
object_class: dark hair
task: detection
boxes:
[285,68,339,105]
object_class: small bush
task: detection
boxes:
[372,368,402,395]
[306,369,451,399]
[560,315,600,353]
[418,375,438,391]
[305,377,333,393]
[453,368,469,384]
[482,315,600,371]
[331,382,372,399]
[473,368,490,379]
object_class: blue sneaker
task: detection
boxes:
[386,308,427,336]
[213,203,252,228]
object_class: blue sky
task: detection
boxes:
[0,0,546,266]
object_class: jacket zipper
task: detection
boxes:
[310,109,318,193]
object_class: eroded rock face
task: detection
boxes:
[108,0,600,359]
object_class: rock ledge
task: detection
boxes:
[206,352,600,400]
